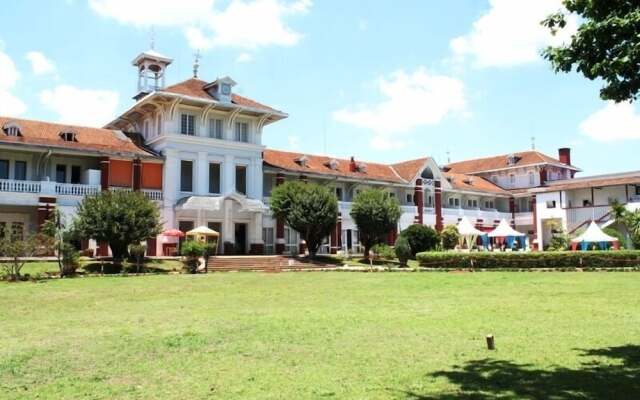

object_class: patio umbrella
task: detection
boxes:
[162,228,185,237]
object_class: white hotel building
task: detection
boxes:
[0,49,639,255]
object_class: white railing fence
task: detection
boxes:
[55,183,100,196]
[142,189,163,201]
[0,179,41,193]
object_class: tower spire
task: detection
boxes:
[531,136,536,150]
[150,26,156,50]
[193,50,201,78]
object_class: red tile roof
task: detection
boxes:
[264,149,407,183]
[534,171,640,192]
[391,158,430,181]
[163,78,283,114]
[444,172,510,195]
[445,151,577,174]
[0,116,155,158]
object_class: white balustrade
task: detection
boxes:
[142,189,163,201]
[55,183,100,196]
[0,179,41,193]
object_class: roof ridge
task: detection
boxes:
[0,115,117,133]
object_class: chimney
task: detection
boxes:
[349,156,357,172]
[558,148,571,166]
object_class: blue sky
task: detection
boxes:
[1,0,639,175]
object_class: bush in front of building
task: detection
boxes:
[350,189,401,259]
[0,235,40,281]
[180,241,206,273]
[270,181,338,259]
[371,244,396,260]
[440,225,460,250]
[394,236,412,267]
[400,224,440,257]
[74,190,162,266]
[415,250,640,269]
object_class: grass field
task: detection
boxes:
[1,272,639,399]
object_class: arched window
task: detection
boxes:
[421,167,434,180]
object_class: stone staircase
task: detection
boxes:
[206,255,331,272]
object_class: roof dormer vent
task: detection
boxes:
[204,76,237,103]
[506,154,520,166]
[463,177,473,185]
[3,122,22,137]
[59,131,78,142]
[355,162,367,173]
[295,155,309,167]
[324,158,339,170]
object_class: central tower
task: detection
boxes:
[131,49,173,100]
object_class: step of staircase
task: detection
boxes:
[206,255,330,272]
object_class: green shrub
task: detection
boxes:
[400,225,440,256]
[180,241,206,273]
[547,233,570,251]
[394,236,412,267]
[371,244,396,260]
[415,250,640,269]
[60,243,81,277]
[128,244,147,273]
[440,225,460,250]
[603,227,627,248]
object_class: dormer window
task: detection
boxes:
[221,84,231,95]
[59,131,77,142]
[3,122,21,137]
[506,154,520,166]
[355,162,367,173]
[325,158,339,170]
[204,76,237,103]
[295,155,309,167]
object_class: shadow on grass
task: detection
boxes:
[394,345,640,399]
[82,262,173,274]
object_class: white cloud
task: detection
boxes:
[0,50,26,116]
[332,67,466,150]
[89,0,311,50]
[26,51,56,75]
[39,85,119,127]
[580,102,640,142]
[450,0,577,68]
[235,52,253,63]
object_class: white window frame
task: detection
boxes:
[180,113,196,136]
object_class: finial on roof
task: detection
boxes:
[531,136,536,150]
[193,50,201,78]
[446,150,451,164]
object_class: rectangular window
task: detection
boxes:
[234,122,249,142]
[208,163,221,194]
[180,114,196,136]
[55,164,67,183]
[71,166,81,184]
[546,200,557,209]
[0,160,8,179]
[208,118,223,139]
[509,174,516,185]
[180,160,193,192]
[636,186,640,196]
[14,161,26,180]
[528,172,535,186]
[335,187,343,200]
[11,222,24,241]
[406,193,413,204]
[235,165,247,195]
[0,222,5,239]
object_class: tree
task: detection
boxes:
[180,241,206,273]
[41,209,80,277]
[400,224,440,257]
[612,201,640,248]
[394,235,412,267]
[441,225,460,250]
[270,181,338,259]
[542,2,640,102]
[0,235,39,281]
[350,189,401,259]
[74,191,162,266]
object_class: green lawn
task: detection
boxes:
[1,272,639,399]
[18,259,183,277]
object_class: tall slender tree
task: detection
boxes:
[350,189,401,259]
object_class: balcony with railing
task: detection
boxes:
[0,178,163,201]
[0,179,41,194]
[56,182,100,196]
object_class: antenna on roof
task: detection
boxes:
[446,150,451,164]
[193,50,201,78]
[150,26,156,50]
[531,136,536,150]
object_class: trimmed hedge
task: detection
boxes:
[416,251,640,269]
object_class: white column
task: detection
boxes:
[250,212,263,244]
[223,198,235,244]
[222,154,235,195]
[196,151,208,195]
[163,149,179,229]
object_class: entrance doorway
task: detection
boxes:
[207,222,223,254]
[234,223,247,255]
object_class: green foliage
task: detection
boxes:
[547,233,570,251]
[542,2,640,102]
[180,241,206,273]
[603,227,627,249]
[416,250,640,269]
[394,235,412,267]
[270,181,338,258]
[400,224,440,256]
[440,225,460,250]
[60,243,80,276]
[371,243,395,260]
[74,191,162,265]
[0,236,39,281]
[350,189,401,258]
[611,201,640,248]
[128,244,147,273]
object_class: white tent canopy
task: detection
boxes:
[456,217,486,249]
[488,219,526,238]
[457,217,485,236]
[571,221,617,243]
